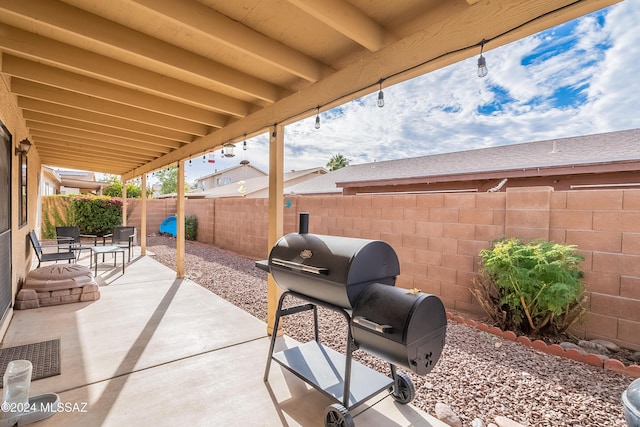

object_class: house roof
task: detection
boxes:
[189,167,326,198]
[0,1,615,179]
[195,163,266,182]
[287,128,640,195]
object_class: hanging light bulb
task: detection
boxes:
[243,134,247,151]
[202,154,206,163]
[189,158,192,166]
[377,79,385,108]
[314,106,321,129]
[477,40,488,78]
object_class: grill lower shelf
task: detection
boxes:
[273,341,394,409]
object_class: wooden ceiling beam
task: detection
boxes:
[0,30,254,117]
[4,58,229,126]
[34,140,150,165]
[18,97,194,142]
[287,0,397,51]
[33,136,157,161]
[130,0,334,82]
[40,151,141,169]
[12,79,212,136]
[28,124,173,155]
[0,0,284,102]
[24,111,184,149]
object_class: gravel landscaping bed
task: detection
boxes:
[147,236,632,426]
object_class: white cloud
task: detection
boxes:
[185,1,640,181]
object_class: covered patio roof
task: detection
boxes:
[0,0,619,179]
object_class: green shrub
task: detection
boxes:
[471,238,586,335]
[71,196,122,236]
[185,215,198,241]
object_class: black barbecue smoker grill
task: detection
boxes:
[259,213,447,427]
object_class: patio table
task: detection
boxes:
[90,245,125,276]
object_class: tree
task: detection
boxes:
[102,175,146,198]
[156,166,179,195]
[326,153,350,171]
[155,166,189,195]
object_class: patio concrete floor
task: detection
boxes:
[2,250,449,426]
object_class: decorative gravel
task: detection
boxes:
[147,236,632,426]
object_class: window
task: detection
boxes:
[18,152,27,227]
[223,177,231,185]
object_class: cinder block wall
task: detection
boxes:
[126,188,640,350]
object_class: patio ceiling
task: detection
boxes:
[0,0,618,179]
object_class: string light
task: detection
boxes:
[243,134,247,151]
[477,40,488,78]
[377,79,384,108]
[314,106,320,129]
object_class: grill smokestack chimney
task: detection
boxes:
[299,212,309,234]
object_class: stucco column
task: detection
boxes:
[267,124,284,335]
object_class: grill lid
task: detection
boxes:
[269,233,399,286]
[268,233,400,308]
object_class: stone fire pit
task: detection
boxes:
[16,264,100,309]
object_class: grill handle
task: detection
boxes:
[271,258,329,275]
[353,316,393,334]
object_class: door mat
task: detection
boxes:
[0,339,60,386]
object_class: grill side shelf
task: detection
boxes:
[272,341,394,409]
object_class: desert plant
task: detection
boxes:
[185,215,198,241]
[471,238,587,335]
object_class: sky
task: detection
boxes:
[179,1,640,184]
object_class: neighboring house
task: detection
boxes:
[40,167,108,195]
[187,167,327,199]
[41,167,61,196]
[194,164,266,192]
[287,129,640,195]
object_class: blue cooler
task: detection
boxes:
[623,377,640,427]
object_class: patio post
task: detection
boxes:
[140,173,147,256]
[176,160,185,278]
[267,124,284,335]
[121,175,127,226]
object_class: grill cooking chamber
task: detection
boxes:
[268,233,400,309]
[351,283,447,375]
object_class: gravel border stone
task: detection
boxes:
[147,236,632,426]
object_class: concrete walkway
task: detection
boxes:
[2,253,448,426]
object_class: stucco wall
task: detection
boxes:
[1,75,42,336]
[126,188,640,350]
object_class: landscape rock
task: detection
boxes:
[578,339,610,354]
[494,415,526,427]
[471,418,486,427]
[591,339,621,352]
[559,342,586,354]
[434,403,462,427]
[631,352,640,363]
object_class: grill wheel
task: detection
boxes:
[324,403,354,427]
[390,371,416,404]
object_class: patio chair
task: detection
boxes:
[55,226,94,260]
[109,226,136,262]
[28,230,76,268]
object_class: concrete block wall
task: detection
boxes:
[547,189,640,351]
[127,188,640,350]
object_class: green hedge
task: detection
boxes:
[42,195,123,237]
